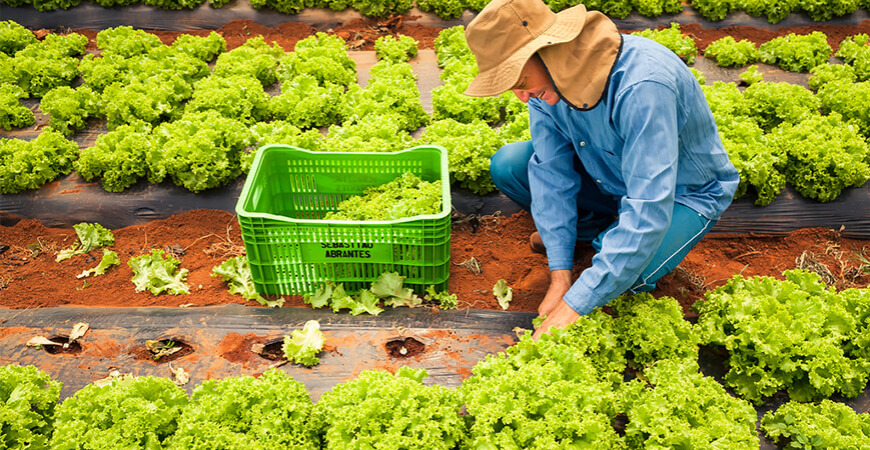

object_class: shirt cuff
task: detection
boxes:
[546,246,575,272]
[563,279,605,316]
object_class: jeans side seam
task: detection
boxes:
[630,216,714,291]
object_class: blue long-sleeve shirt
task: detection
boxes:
[528,34,739,315]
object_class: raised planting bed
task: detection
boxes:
[3,10,870,450]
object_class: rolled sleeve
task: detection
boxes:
[563,81,680,314]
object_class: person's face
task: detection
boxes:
[511,55,560,105]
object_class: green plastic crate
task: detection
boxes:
[236,144,451,296]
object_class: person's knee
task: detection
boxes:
[490,141,532,192]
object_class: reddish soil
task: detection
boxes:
[2,209,868,319]
[66,15,443,53]
[53,16,870,54]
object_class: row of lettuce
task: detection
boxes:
[6,269,870,448]
[2,21,870,206]
[4,0,870,24]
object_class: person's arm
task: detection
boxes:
[560,80,681,316]
[527,100,582,272]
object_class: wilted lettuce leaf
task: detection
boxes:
[56,222,115,262]
[493,279,512,310]
[371,271,421,308]
[211,255,282,307]
[128,249,190,295]
[77,248,120,278]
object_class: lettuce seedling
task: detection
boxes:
[39,85,103,136]
[75,123,152,193]
[0,20,37,55]
[128,249,190,295]
[95,26,163,58]
[695,269,870,404]
[421,118,504,194]
[738,65,764,85]
[169,32,226,62]
[282,320,325,367]
[759,32,833,72]
[632,23,697,65]
[374,35,418,63]
[277,33,356,88]
[610,293,699,368]
[425,285,458,309]
[56,222,115,262]
[461,333,622,448]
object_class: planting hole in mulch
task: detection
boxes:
[134,339,194,364]
[42,335,83,355]
[385,337,425,358]
[255,338,285,361]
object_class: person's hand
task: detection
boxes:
[538,269,572,316]
[532,300,580,340]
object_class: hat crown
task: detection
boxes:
[465,0,557,72]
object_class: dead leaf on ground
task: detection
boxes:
[169,363,190,386]
[26,336,61,347]
[69,322,89,342]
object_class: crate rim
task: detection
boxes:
[235,143,452,225]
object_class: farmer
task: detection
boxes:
[464,0,739,339]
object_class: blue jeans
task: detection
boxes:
[490,141,715,293]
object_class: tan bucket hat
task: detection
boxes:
[464,0,621,110]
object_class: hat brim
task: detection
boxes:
[464,3,587,97]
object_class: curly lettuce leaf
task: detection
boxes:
[425,285,458,309]
[167,369,318,449]
[128,249,190,295]
[323,172,442,222]
[282,320,325,367]
[316,369,465,449]
[211,255,281,307]
[493,279,512,310]
[0,364,62,450]
[370,271,421,308]
[57,222,115,262]
[77,249,120,278]
[50,375,188,449]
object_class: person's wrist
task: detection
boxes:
[549,269,573,289]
